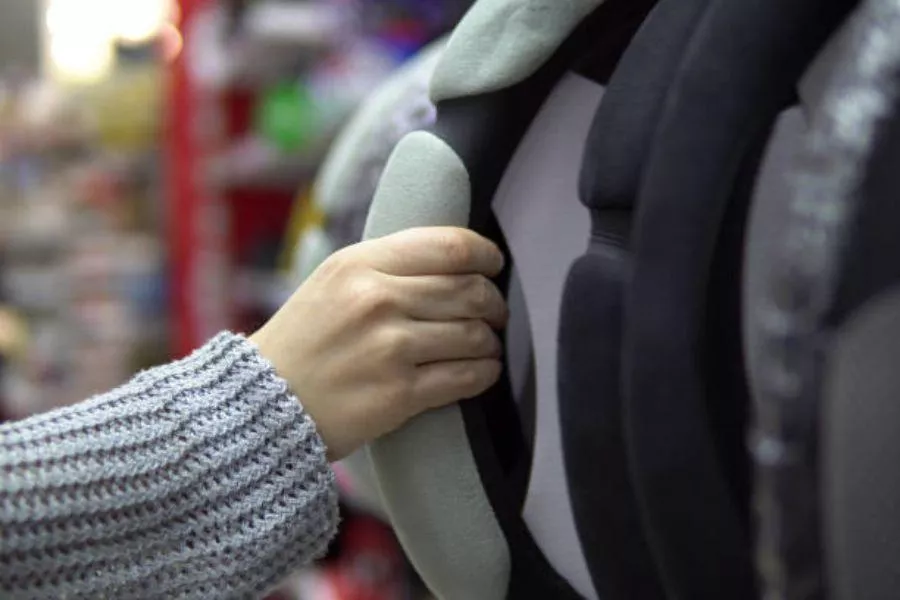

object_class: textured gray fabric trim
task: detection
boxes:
[744,24,852,415]
[430,0,605,102]
[797,15,856,119]
[363,131,510,600]
[752,1,900,597]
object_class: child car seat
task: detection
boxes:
[361,0,861,597]
[363,1,655,597]
[746,1,900,598]
[621,0,857,597]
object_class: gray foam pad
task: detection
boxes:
[315,38,445,216]
[430,0,605,102]
[824,287,900,600]
[363,131,510,600]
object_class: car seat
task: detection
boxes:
[363,1,655,597]
[361,0,862,598]
[745,0,900,598]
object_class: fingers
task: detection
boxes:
[361,227,505,278]
[394,274,508,328]
[413,358,503,409]
[406,320,503,365]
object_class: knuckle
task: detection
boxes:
[437,230,472,269]
[458,362,482,389]
[383,377,413,406]
[348,275,393,315]
[466,320,491,349]
[378,325,414,358]
[316,250,349,280]
[467,276,492,313]
[465,361,501,395]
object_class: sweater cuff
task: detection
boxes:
[1,331,340,599]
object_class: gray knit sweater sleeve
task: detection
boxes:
[0,332,340,600]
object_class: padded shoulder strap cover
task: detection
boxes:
[364,132,509,600]
[431,0,604,102]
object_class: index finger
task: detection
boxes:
[362,227,506,277]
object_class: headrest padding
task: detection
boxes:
[430,0,604,103]
[314,39,444,215]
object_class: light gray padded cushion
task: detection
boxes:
[430,0,605,102]
[363,130,510,600]
[315,39,445,215]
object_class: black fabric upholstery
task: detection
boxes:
[559,249,665,600]
[579,0,710,211]
[558,1,710,597]
[623,0,857,598]
[426,2,656,596]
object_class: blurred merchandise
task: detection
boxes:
[0,66,168,419]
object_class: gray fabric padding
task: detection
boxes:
[337,449,390,522]
[797,15,855,120]
[744,18,856,406]
[743,108,806,402]
[430,0,605,102]
[365,132,473,236]
[823,287,900,600]
[363,131,510,600]
[314,38,445,215]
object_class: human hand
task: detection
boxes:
[251,227,508,461]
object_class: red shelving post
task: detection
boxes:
[166,0,232,357]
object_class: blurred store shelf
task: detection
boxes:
[216,1,352,89]
[205,133,334,190]
[232,268,293,313]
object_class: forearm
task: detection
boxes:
[0,332,339,600]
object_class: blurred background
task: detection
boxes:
[0,0,472,597]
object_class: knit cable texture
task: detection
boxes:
[0,332,339,599]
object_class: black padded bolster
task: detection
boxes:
[558,1,712,596]
[579,0,711,211]
[426,2,656,597]
[559,247,666,600]
[623,0,857,598]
